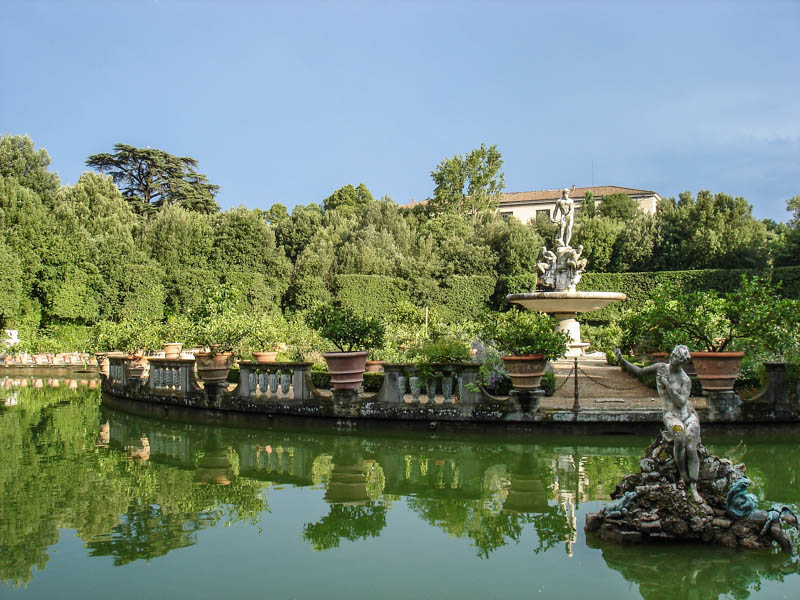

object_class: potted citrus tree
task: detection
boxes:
[92,319,161,380]
[244,313,286,363]
[194,312,251,385]
[485,309,569,392]
[628,283,768,393]
[307,304,385,391]
[407,335,473,401]
[159,314,194,359]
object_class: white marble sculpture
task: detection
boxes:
[551,188,575,248]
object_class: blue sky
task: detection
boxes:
[3,0,798,221]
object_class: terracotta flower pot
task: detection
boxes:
[322,351,368,390]
[364,360,386,373]
[690,351,744,393]
[163,343,183,360]
[252,351,279,364]
[194,352,234,385]
[502,354,548,391]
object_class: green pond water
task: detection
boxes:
[1,374,799,599]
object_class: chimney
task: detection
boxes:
[571,185,576,190]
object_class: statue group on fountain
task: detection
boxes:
[536,188,587,292]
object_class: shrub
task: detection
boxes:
[484,309,569,360]
[306,304,385,352]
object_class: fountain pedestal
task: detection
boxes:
[507,291,627,357]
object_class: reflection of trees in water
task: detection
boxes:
[7,386,800,589]
[86,502,216,565]
[0,387,268,587]
[408,496,535,558]
[303,503,387,551]
[588,536,800,600]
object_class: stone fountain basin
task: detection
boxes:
[506,291,627,314]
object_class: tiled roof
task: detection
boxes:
[399,186,659,208]
[500,186,658,205]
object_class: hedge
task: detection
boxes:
[578,266,800,324]
[335,274,410,320]
[436,275,496,320]
[335,274,496,322]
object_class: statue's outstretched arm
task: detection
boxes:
[613,348,657,379]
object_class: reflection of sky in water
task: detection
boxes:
[1,382,799,599]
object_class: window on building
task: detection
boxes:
[500,211,513,220]
[536,209,551,219]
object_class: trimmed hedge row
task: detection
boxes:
[335,274,408,320]
[578,266,800,324]
[334,266,800,325]
[334,274,496,321]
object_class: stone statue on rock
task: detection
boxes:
[615,345,703,503]
[586,345,799,553]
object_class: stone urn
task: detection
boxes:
[162,343,183,360]
[252,351,279,364]
[502,355,548,391]
[194,352,234,385]
[322,351,368,391]
[691,351,744,393]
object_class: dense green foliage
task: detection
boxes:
[483,309,569,359]
[1,134,798,359]
[578,267,800,324]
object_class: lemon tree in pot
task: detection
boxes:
[244,313,287,363]
[192,290,251,385]
[307,304,385,391]
[629,285,748,394]
[484,309,569,392]
[407,335,472,402]
[91,319,161,380]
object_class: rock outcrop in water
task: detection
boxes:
[585,433,798,553]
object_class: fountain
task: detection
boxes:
[506,188,626,356]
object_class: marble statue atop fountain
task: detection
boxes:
[536,189,587,292]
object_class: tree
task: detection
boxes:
[323,183,374,213]
[0,239,22,328]
[573,216,623,272]
[598,193,639,221]
[86,144,220,214]
[581,191,596,217]
[429,143,505,223]
[775,196,800,267]
[0,134,60,202]
[651,191,769,271]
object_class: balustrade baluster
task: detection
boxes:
[269,372,278,395]
[258,371,267,395]
[280,372,290,396]
[441,374,453,403]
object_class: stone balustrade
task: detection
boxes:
[147,358,197,395]
[237,361,313,402]
[378,363,481,406]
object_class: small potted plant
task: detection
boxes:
[159,314,194,359]
[245,313,286,363]
[485,309,569,391]
[307,304,385,390]
[92,319,161,380]
[407,335,472,402]
[194,312,251,385]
